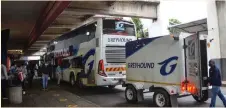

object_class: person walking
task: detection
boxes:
[1,64,9,100]
[17,64,25,90]
[21,63,27,94]
[42,63,49,91]
[56,64,62,86]
[208,60,226,107]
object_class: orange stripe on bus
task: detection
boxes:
[106,68,109,72]
[109,68,112,71]
[105,67,126,72]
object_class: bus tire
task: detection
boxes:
[192,90,209,102]
[125,85,138,103]
[153,89,171,107]
[108,85,116,89]
[70,73,75,87]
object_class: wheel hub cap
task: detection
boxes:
[156,94,165,107]
[126,89,133,100]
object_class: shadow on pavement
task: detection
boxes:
[59,81,124,96]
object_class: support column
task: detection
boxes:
[207,0,226,80]
[1,29,10,66]
[216,1,226,80]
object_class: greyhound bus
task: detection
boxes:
[47,16,136,88]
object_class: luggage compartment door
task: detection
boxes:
[184,34,202,96]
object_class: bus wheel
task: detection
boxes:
[108,85,116,89]
[192,90,209,102]
[70,74,75,87]
[125,85,138,103]
[153,89,171,107]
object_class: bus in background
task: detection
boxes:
[47,16,137,88]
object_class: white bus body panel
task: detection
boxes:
[125,34,194,95]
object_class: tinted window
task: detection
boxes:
[103,20,135,36]
[86,22,97,41]
[71,57,83,68]
[53,22,97,43]
[62,60,70,68]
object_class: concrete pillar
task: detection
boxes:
[1,29,10,65]
[216,1,226,80]
[207,0,226,80]
[148,1,170,37]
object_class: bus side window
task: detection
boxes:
[71,57,83,68]
[77,57,83,69]
[72,60,76,68]
[64,60,70,68]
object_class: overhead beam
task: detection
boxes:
[65,1,159,19]
[29,48,42,50]
[49,24,77,28]
[32,43,46,46]
[33,43,47,46]
[26,1,71,50]
[30,46,44,48]
[36,40,49,43]
[41,34,62,37]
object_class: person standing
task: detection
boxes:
[33,64,38,78]
[1,64,8,100]
[56,64,62,86]
[9,63,16,74]
[28,62,35,88]
[42,63,49,91]
[208,60,226,107]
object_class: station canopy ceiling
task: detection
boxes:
[1,1,159,56]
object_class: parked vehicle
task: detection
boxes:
[123,33,210,107]
[48,16,137,88]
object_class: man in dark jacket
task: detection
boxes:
[208,60,226,107]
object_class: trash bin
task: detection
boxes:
[8,85,22,104]
[8,74,23,104]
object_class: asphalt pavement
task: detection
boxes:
[59,81,226,107]
[1,80,99,107]
[4,79,225,107]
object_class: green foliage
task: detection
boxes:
[131,17,144,38]
[143,29,149,38]
[169,18,181,25]
[168,18,182,34]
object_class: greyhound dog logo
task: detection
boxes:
[158,56,179,76]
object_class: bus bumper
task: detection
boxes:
[96,76,126,86]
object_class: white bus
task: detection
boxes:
[47,16,137,88]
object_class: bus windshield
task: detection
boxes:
[103,19,135,36]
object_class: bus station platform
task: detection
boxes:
[2,80,99,107]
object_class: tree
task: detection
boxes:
[131,17,144,38]
[168,18,181,34]
[143,28,149,38]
